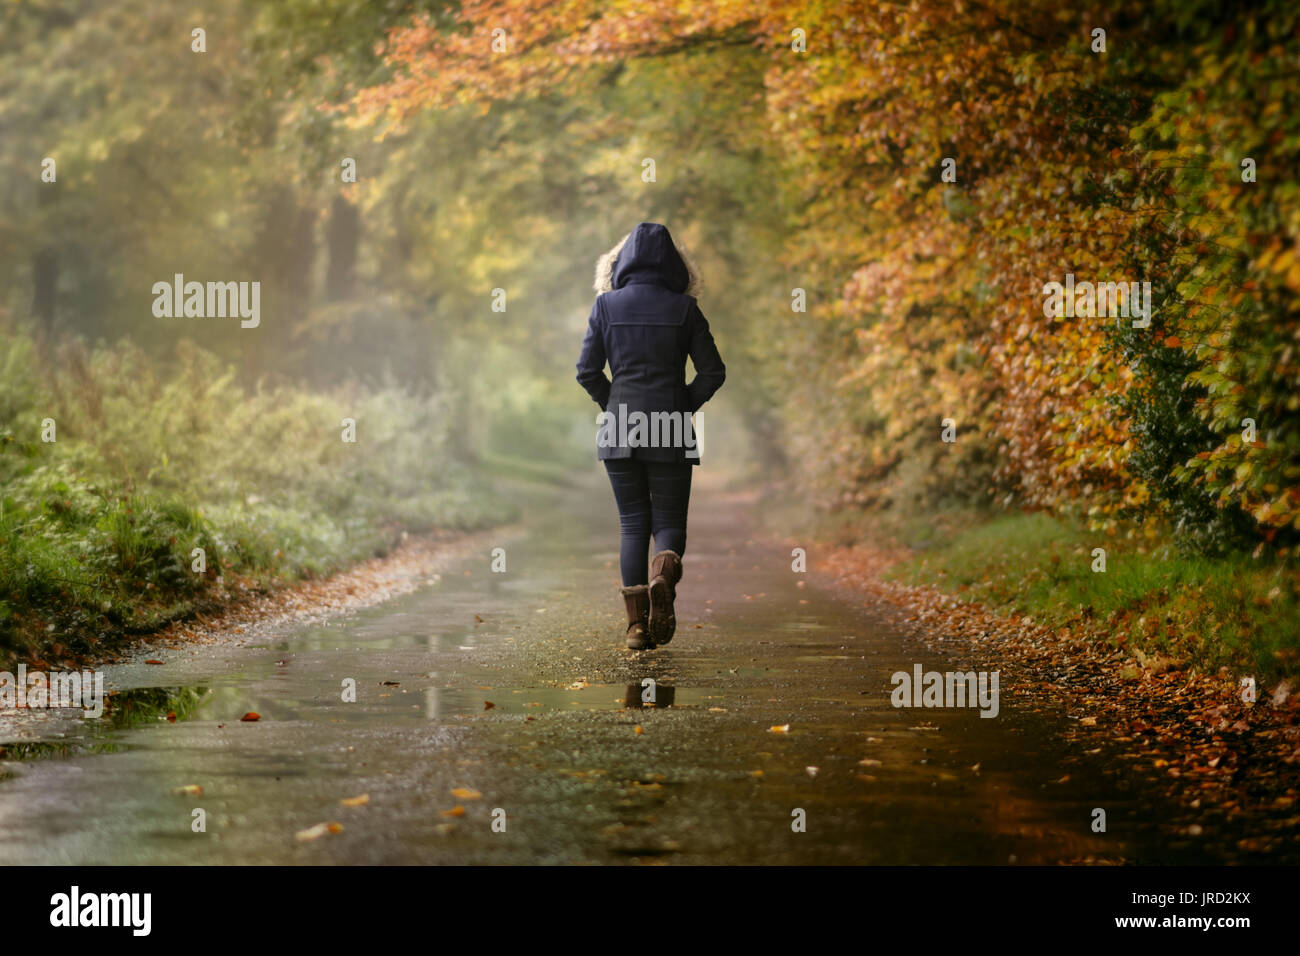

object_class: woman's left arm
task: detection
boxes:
[576,300,611,410]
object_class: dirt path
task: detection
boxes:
[0,474,1228,864]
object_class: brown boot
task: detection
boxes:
[620,585,652,650]
[648,550,682,645]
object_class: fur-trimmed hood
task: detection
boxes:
[593,222,702,297]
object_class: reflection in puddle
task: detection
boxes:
[624,682,675,708]
[0,686,209,761]
[417,683,712,718]
[1,674,719,765]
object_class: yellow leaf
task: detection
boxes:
[296,822,343,841]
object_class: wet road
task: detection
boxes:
[0,474,1192,864]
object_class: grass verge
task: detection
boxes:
[884,510,1300,681]
[0,330,517,667]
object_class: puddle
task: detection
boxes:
[419,683,718,715]
[0,686,209,760]
[0,677,730,764]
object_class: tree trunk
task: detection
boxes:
[33,246,58,337]
[326,196,360,301]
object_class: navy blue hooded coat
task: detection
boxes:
[576,223,726,464]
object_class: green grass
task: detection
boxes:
[0,329,518,665]
[886,511,1300,681]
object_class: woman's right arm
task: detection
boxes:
[685,303,726,413]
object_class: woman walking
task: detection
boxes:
[576,222,726,650]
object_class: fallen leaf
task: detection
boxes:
[145,659,165,665]
[240,712,260,722]
[769,724,790,733]
[450,788,482,800]
[341,794,370,808]
[295,822,344,842]
[1272,681,1292,707]
[440,805,466,817]
[483,701,495,710]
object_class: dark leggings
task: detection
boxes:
[604,458,693,587]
